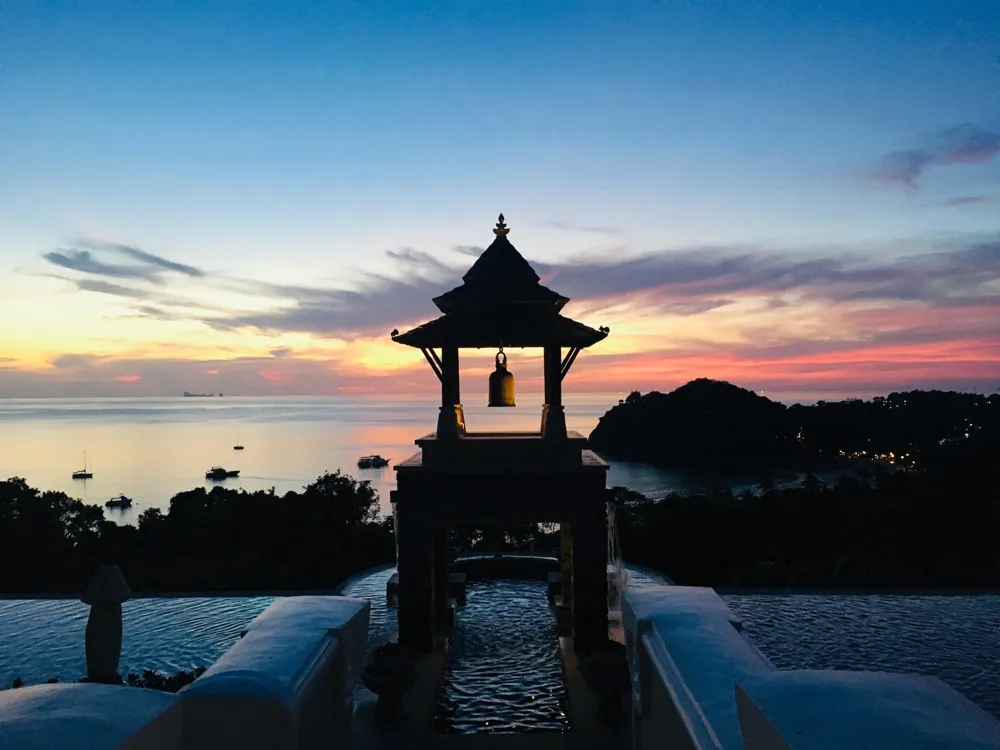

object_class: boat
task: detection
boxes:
[105,495,133,509]
[72,451,93,480]
[358,455,390,469]
[205,466,239,480]
[233,436,244,450]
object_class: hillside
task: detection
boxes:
[588,378,998,471]
[588,379,796,469]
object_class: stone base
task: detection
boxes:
[555,600,574,637]
[548,572,563,603]
[448,572,467,604]
[385,572,398,606]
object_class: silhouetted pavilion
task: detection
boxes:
[390,215,612,654]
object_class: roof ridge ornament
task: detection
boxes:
[493,213,510,237]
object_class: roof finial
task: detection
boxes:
[493,213,509,237]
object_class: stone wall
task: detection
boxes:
[623,586,1000,750]
[0,595,370,750]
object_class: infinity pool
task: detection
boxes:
[3,569,998,727]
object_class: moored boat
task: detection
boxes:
[358,455,390,469]
[72,451,93,480]
[105,495,133,509]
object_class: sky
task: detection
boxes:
[1,0,998,401]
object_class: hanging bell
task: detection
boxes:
[488,348,516,407]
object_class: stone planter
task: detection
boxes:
[361,643,418,726]
[580,640,630,725]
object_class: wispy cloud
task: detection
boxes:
[76,279,152,298]
[870,123,1000,190]
[537,220,622,236]
[43,249,165,283]
[43,240,205,288]
[103,243,203,277]
[39,234,1000,339]
[947,196,992,207]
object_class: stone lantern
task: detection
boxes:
[81,565,132,683]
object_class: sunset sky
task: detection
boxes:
[2,1,998,401]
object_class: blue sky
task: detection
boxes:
[0,0,998,397]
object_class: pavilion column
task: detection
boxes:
[570,503,608,653]
[433,525,451,628]
[541,345,567,439]
[436,346,465,440]
[557,522,574,635]
[396,506,436,654]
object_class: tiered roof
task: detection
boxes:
[392,215,608,349]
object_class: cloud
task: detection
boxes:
[13,229,1000,400]
[871,123,1000,190]
[50,354,102,370]
[43,250,165,282]
[947,196,991,207]
[537,220,622,236]
[0,352,413,399]
[42,239,206,288]
[39,233,1000,343]
[938,123,1000,165]
[76,279,152,298]
[4,331,995,400]
[103,243,203,277]
[533,238,1000,311]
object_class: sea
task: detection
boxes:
[0,393,804,521]
[2,395,999,720]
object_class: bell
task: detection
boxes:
[488,348,516,407]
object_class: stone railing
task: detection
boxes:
[0,566,371,750]
[623,585,1000,750]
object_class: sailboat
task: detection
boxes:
[72,451,93,480]
[233,435,244,451]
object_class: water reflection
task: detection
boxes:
[0,395,628,523]
[434,579,569,733]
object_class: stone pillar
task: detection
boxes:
[433,525,450,627]
[560,522,574,608]
[396,505,436,654]
[571,506,608,653]
[555,522,574,636]
[81,565,132,683]
[436,346,465,440]
[541,345,567,439]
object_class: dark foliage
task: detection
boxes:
[123,667,206,691]
[612,409,1000,587]
[5,669,206,692]
[590,378,999,471]
[0,472,394,593]
[590,379,799,469]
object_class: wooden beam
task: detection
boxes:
[560,347,581,381]
[421,348,443,381]
[428,348,443,371]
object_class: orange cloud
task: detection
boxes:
[114,374,141,383]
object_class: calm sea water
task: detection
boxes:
[0,394,795,520]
